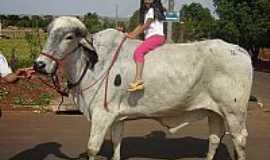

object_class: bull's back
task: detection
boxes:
[119,39,252,115]
[120,41,212,113]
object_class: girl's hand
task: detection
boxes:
[125,32,136,39]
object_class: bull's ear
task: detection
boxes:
[79,38,95,51]
[79,37,98,69]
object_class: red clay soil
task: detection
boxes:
[0,78,57,111]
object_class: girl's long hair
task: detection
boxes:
[139,0,165,24]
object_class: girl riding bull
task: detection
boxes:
[125,0,166,92]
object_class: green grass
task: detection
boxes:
[12,95,29,105]
[12,93,55,106]
[0,38,35,68]
[32,93,55,105]
[0,35,56,109]
[0,87,8,101]
[0,34,45,68]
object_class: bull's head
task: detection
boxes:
[34,16,97,75]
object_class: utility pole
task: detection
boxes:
[166,0,174,43]
[179,21,185,43]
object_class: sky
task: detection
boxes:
[0,0,216,17]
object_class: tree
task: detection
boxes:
[83,12,103,33]
[174,3,216,42]
[17,17,31,28]
[213,0,270,61]
[127,9,145,39]
[101,18,115,29]
[5,15,20,26]
[128,9,140,32]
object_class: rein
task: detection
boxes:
[91,36,127,109]
[40,43,89,96]
[39,36,127,110]
[77,36,127,110]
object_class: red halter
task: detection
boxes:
[39,36,127,110]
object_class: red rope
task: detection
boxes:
[81,36,127,110]
[102,37,127,110]
[37,36,127,110]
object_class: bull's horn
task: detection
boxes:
[79,38,95,51]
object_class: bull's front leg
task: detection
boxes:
[88,109,116,160]
[111,121,124,160]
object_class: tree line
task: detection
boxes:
[1,0,269,61]
[0,13,116,33]
[174,0,269,62]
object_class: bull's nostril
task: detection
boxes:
[33,61,46,72]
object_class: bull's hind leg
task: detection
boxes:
[111,121,124,160]
[88,109,115,160]
[224,113,248,160]
[208,73,250,160]
[207,112,225,160]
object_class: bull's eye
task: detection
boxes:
[65,35,74,40]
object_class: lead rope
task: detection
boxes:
[102,36,127,110]
[37,36,127,111]
[76,36,127,111]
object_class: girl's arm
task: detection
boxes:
[126,18,153,38]
[1,67,35,83]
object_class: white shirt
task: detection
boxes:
[144,8,164,39]
[0,53,12,77]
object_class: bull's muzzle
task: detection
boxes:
[33,61,47,74]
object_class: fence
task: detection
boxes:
[1,28,45,39]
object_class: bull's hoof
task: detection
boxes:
[76,156,108,160]
[95,155,107,160]
[88,155,107,160]
[77,152,107,160]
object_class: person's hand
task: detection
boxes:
[25,67,36,79]
[15,67,35,79]
[125,32,136,39]
[116,26,124,32]
[1,67,35,83]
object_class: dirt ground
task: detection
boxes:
[0,78,56,111]
[0,71,269,160]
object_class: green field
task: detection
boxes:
[0,37,44,69]
[0,36,57,109]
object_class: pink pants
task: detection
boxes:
[133,35,165,63]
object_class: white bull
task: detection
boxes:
[34,17,253,160]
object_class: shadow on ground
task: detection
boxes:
[8,131,232,160]
[79,131,232,160]
[9,142,76,160]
